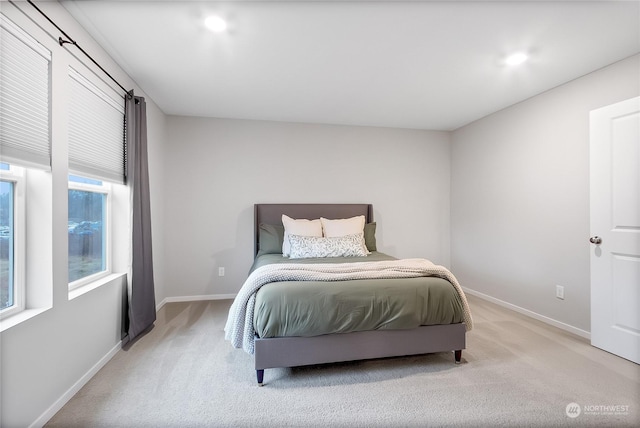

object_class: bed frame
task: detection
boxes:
[253,203,466,385]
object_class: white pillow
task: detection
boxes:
[320,215,368,254]
[288,233,369,259]
[320,215,366,237]
[281,214,323,257]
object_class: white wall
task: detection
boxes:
[451,54,640,333]
[164,117,451,298]
[0,3,166,427]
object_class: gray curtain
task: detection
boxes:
[123,94,156,345]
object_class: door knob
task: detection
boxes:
[590,236,602,245]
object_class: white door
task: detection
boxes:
[590,96,640,364]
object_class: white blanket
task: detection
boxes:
[224,258,473,355]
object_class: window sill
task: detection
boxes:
[69,272,127,301]
[0,306,52,333]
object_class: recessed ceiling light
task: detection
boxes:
[205,15,227,33]
[505,52,528,66]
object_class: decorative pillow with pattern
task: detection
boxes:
[320,215,370,254]
[281,215,323,257]
[288,233,369,259]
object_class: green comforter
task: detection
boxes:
[251,252,465,338]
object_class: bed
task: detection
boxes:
[225,203,472,385]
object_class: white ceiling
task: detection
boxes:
[61,1,640,130]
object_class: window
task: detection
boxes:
[0,172,15,311]
[68,175,110,288]
[66,66,124,291]
[68,67,126,183]
[0,163,25,319]
[1,14,51,323]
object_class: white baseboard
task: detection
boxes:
[156,294,237,312]
[463,287,591,340]
[154,291,592,340]
[31,341,122,428]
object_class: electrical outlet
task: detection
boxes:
[218,267,225,277]
[556,285,564,300]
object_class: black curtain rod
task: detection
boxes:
[26,0,134,98]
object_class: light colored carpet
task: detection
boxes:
[46,295,639,427]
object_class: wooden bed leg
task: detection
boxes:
[257,369,264,386]
[454,350,462,364]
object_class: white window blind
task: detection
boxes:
[0,14,51,169]
[68,67,125,184]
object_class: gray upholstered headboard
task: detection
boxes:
[254,204,373,256]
